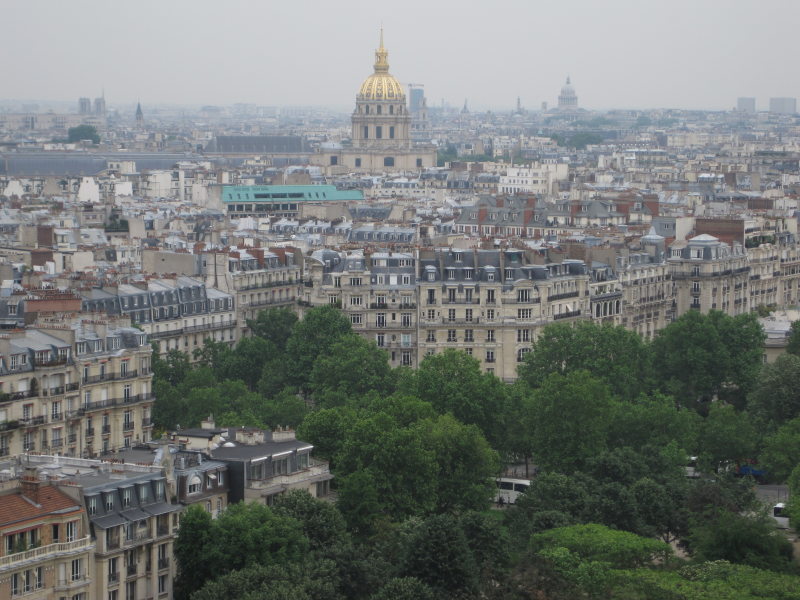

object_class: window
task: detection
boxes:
[401,313,412,327]
[71,558,82,581]
[517,289,530,302]
[105,493,114,512]
[486,350,495,363]
[355,158,362,167]
[328,295,339,305]
[350,314,363,326]
[426,330,436,343]
[376,313,386,328]
[401,351,412,366]
[517,329,531,342]
[384,157,395,167]
[518,309,532,319]
[465,309,473,322]
[416,158,423,168]
[465,288,473,302]
[87,496,97,515]
[447,329,457,342]
[465,329,474,342]
[158,574,168,594]
[376,126,382,138]
[122,488,132,508]
[66,521,77,542]
[487,330,495,342]
[349,278,362,287]
[363,126,368,139]
[188,475,201,494]
[486,289,495,302]
[487,309,495,320]
[389,126,395,138]
[349,295,362,306]
[376,334,385,347]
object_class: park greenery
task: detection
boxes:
[156,306,800,599]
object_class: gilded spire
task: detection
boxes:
[374,27,389,73]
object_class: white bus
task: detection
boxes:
[495,477,531,505]
[772,503,790,529]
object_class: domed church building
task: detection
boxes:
[316,31,436,173]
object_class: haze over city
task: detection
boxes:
[5,0,800,111]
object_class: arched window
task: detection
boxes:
[377,105,382,115]
[188,474,201,494]
[389,105,394,114]
[365,105,369,114]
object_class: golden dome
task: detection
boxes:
[358,30,405,102]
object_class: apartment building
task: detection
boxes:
[416,248,590,381]
[301,250,418,367]
[10,456,183,600]
[201,248,302,335]
[668,234,751,315]
[0,472,94,600]
[0,317,154,459]
[80,277,236,359]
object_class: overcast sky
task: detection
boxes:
[4,0,799,112]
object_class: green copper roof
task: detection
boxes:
[222,185,363,203]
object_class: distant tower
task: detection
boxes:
[516,96,524,115]
[737,97,756,113]
[461,99,469,114]
[78,97,91,114]
[135,102,144,127]
[558,76,578,110]
[94,96,106,116]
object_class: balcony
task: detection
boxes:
[51,412,63,422]
[127,564,137,577]
[158,557,170,570]
[51,438,63,449]
[142,418,153,428]
[123,422,135,432]
[20,415,46,427]
[119,369,138,380]
[85,427,95,438]
[102,424,111,435]
[108,572,120,584]
[68,433,77,444]
[66,382,80,392]
[0,536,94,572]
[156,524,170,537]
[553,310,582,321]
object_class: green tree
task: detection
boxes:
[247,307,298,350]
[399,514,479,597]
[607,394,699,452]
[697,404,759,473]
[527,371,613,473]
[205,502,308,575]
[67,124,100,144]
[174,505,214,600]
[688,510,794,572]
[273,490,348,551]
[336,412,437,519]
[190,561,340,600]
[416,414,499,512]
[748,353,800,428]
[759,416,800,481]
[152,346,192,386]
[297,406,357,462]
[336,470,382,537]
[412,349,507,447]
[370,577,435,600]
[652,311,764,411]
[309,334,395,407]
[531,523,672,569]
[285,306,352,392]
[518,321,653,401]
[786,320,800,356]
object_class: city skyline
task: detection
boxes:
[3,0,800,111]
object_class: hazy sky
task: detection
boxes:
[5,0,799,111]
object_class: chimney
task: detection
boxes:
[21,468,41,505]
[201,415,216,430]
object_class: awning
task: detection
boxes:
[92,513,127,529]
[142,502,182,516]
[121,508,149,522]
